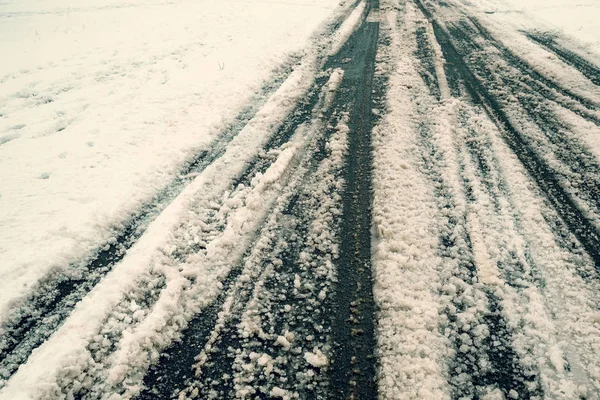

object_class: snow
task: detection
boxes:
[303,349,328,368]
[0,4,357,393]
[478,0,600,48]
[371,3,451,398]
[2,0,600,397]
[0,0,341,319]
[269,386,287,398]
[373,0,600,398]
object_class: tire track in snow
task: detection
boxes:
[414,111,542,398]
[0,5,361,386]
[524,32,600,87]
[459,17,600,126]
[175,116,347,400]
[136,2,382,397]
[135,83,340,400]
[414,22,442,100]
[445,20,600,215]
[375,1,600,398]
[328,2,380,398]
[464,108,600,398]
[412,0,600,274]
[0,2,379,397]
[414,2,598,398]
[409,4,561,397]
[411,3,600,395]
[0,59,297,387]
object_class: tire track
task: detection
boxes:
[414,23,441,100]
[525,32,600,87]
[52,61,340,398]
[329,3,379,399]
[460,17,600,126]
[134,48,350,400]
[137,121,329,400]
[415,113,542,398]
[135,3,382,398]
[408,4,573,398]
[412,0,600,273]
[432,12,600,126]
[175,117,346,399]
[438,19,600,246]
[0,6,362,385]
[0,60,297,384]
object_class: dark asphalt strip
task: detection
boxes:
[328,3,379,400]
[525,32,600,87]
[413,1,600,273]
[174,147,339,399]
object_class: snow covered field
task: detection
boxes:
[468,0,600,49]
[0,0,340,317]
[2,0,600,398]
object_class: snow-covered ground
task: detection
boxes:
[0,1,366,397]
[470,0,600,49]
[371,0,600,398]
[2,0,600,398]
[0,0,340,317]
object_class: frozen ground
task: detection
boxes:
[2,0,600,399]
[0,0,340,317]
[469,0,600,48]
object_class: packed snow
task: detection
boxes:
[0,0,342,319]
[0,1,360,396]
[476,0,600,48]
[2,0,600,398]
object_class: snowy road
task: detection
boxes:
[2,0,600,399]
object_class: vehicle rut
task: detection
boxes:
[412,0,600,273]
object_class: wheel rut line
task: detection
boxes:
[414,110,543,398]
[454,22,600,129]
[138,223,296,400]
[431,2,600,124]
[441,21,600,221]
[329,1,379,398]
[412,0,600,273]
[524,31,600,87]
[136,112,343,400]
[135,56,352,400]
[0,4,363,384]
[68,3,378,398]
[460,16,600,123]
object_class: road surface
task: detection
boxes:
[2,0,600,399]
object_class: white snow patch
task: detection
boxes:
[0,0,343,321]
[303,349,328,368]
